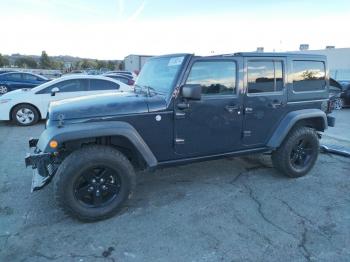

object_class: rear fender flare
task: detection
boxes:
[267,109,327,148]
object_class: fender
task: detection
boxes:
[36,121,158,167]
[267,109,327,148]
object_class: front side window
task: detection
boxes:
[293,61,326,92]
[186,61,236,95]
[247,61,283,93]
[89,79,119,90]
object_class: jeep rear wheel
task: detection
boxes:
[272,127,319,178]
[54,145,136,222]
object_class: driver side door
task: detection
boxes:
[174,57,243,157]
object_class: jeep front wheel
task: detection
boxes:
[54,145,136,222]
[272,127,319,178]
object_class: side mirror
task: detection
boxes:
[51,87,60,96]
[182,84,201,100]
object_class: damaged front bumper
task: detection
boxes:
[25,138,58,192]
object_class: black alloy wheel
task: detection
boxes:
[290,138,316,171]
[272,126,319,178]
[74,166,122,208]
[54,145,136,222]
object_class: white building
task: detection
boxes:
[124,54,153,73]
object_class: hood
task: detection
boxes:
[1,88,31,98]
[49,91,166,121]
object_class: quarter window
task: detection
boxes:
[186,61,236,95]
[293,61,326,92]
[247,61,284,93]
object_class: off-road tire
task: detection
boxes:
[272,126,319,178]
[11,104,39,126]
[54,145,136,222]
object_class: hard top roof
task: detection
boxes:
[211,52,326,59]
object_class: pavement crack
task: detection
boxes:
[243,182,296,238]
[298,221,312,262]
[229,171,245,184]
[31,252,64,261]
[278,199,314,225]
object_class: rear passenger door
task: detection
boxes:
[242,57,287,146]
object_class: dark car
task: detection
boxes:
[338,80,350,107]
[105,70,133,76]
[329,78,344,110]
[0,70,17,75]
[104,73,135,85]
[0,72,48,94]
[25,52,335,222]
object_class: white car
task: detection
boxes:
[0,75,132,126]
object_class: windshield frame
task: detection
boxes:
[135,54,191,102]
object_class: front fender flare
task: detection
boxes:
[37,121,158,167]
[267,109,327,148]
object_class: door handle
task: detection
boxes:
[225,105,239,113]
[177,102,189,110]
[269,101,283,109]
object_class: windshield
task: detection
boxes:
[135,56,186,96]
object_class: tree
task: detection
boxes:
[14,57,38,68]
[40,51,52,69]
[51,60,64,70]
[80,59,97,70]
[107,61,115,70]
[96,60,108,70]
[118,61,124,70]
[0,53,10,67]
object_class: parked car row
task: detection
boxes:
[0,75,132,126]
[0,70,137,95]
[0,72,49,94]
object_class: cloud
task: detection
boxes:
[126,0,146,22]
[118,0,124,17]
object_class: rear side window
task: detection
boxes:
[89,79,120,91]
[57,79,88,92]
[292,61,326,92]
[247,61,284,93]
[186,61,236,96]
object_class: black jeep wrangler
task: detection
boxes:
[25,53,335,221]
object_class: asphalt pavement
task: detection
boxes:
[0,110,349,262]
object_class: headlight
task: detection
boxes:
[0,99,11,104]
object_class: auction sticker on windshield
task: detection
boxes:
[168,56,184,66]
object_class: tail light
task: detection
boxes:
[128,79,135,85]
[322,99,333,113]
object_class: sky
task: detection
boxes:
[0,0,349,60]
